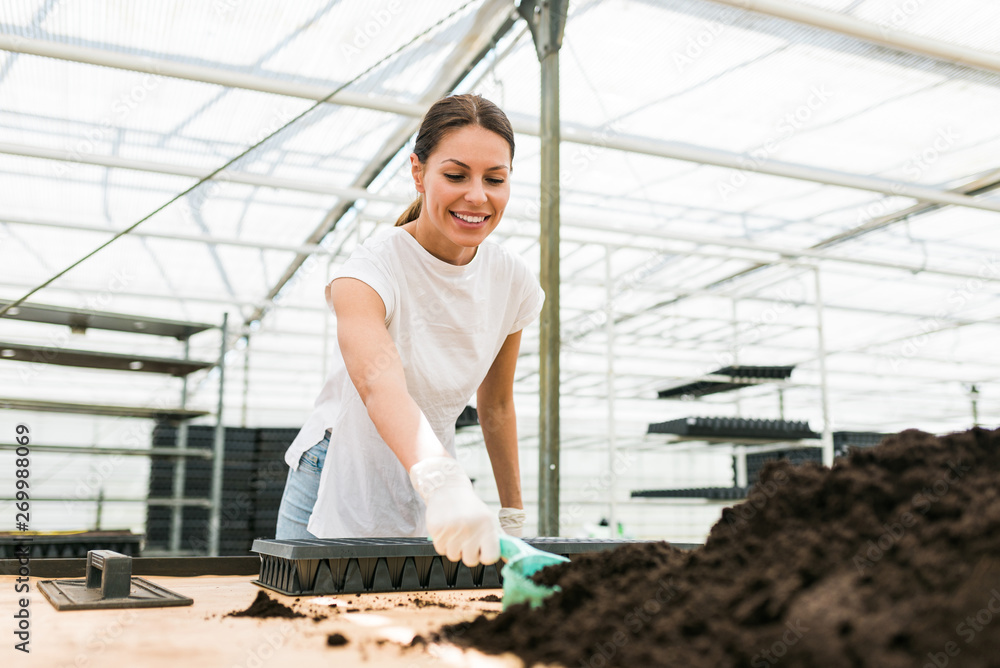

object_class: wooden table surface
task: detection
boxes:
[1,574,538,667]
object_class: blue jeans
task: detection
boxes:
[274,431,329,540]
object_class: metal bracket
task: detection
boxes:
[517,0,568,61]
[38,550,193,610]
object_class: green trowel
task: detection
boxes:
[499,535,570,610]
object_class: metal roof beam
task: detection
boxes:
[0,141,410,204]
[559,217,1000,282]
[702,0,1000,76]
[4,33,1000,213]
[1,213,330,255]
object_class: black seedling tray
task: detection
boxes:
[631,486,750,500]
[657,365,795,399]
[833,431,890,456]
[647,417,820,440]
[251,537,646,596]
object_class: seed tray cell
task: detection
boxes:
[251,537,647,596]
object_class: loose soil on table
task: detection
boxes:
[446,427,1000,667]
[326,632,350,647]
[227,590,306,619]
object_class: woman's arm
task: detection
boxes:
[331,277,500,565]
[331,277,448,470]
[477,330,524,510]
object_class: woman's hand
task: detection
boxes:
[409,457,501,566]
[499,507,526,537]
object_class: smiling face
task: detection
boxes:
[407,124,512,265]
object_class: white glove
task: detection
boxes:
[499,508,526,537]
[409,457,501,567]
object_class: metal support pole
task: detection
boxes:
[813,268,834,466]
[208,313,229,557]
[734,448,749,488]
[970,384,980,427]
[520,0,568,537]
[605,248,617,538]
[95,487,104,531]
[169,338,191,553]
[731,297,741,417]
[241,336,250,428]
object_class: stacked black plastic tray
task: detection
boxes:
[146,424,288,555]
[254,429,297,538]
[455,405,479,429]
[251,537,648,596]
[0,531,143,559]
[647,416,820,440]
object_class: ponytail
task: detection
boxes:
[395,195,422,226]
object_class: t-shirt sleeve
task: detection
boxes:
[327,244,396,325]
[510,259,545,334]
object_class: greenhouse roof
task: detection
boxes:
[1,0,998,450]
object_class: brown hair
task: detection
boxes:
[395,94,515,227]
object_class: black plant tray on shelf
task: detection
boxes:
[647,417,820,441]
[833,431,891,456]
[251,537,648,596]
[631,486,750,500]
[0,531,144,559]
[657,365,795,399]
[745,447,824,486]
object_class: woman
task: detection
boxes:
[276,94,543,568]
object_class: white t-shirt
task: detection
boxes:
[284,226,544,538]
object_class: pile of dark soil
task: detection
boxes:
[446,427,1000,667]
[326,632,350,647]
[227,591,306,619]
